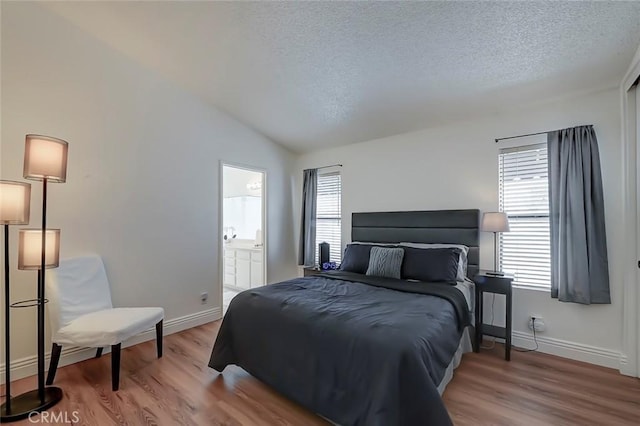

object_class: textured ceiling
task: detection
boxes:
[41,1,640,153]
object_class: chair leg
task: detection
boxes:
[95,347,103,358]
[111,343,121,391]
[156,320,163,358]
[46,343,62,385]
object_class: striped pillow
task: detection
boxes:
[366,246,404,279]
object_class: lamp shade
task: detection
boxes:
[23,134,68,183]
[0,180,31,225]
[481,212,510,233]
[18,229,60,270]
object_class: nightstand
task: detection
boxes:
[474,271,514,361]
[303,267,322,277]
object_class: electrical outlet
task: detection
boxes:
[200,291,208,304]
[528,316,546,332]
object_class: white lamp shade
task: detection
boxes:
[481,212,510,232]
[0,180,31,225]
[23,134,69,183]
[18,229,60,270]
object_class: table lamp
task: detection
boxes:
[481,212,510,276]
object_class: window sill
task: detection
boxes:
[512,284,551,293]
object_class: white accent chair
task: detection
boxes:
[45,255,164,391]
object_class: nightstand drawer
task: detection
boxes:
[474,275,512,294]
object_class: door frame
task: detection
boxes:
[219,161,268,308]
[620,46,640,377]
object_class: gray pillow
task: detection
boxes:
[340,243,398,274]
[366,246,404,279]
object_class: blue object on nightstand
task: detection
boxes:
[321,261,337,271]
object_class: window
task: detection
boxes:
[316,171,342,264]
[498,143,551,290]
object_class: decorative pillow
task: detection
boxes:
[400,243,469,281]
[366,247,404,279]
[340,243,396,274]
[401,247,461,283]
[340,244,374,274]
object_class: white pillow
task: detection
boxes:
[399,242,469,282]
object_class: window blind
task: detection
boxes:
[316,171,342,264]
[499,143,551,289]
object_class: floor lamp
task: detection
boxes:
[1,135,68,421]
[0,181,31,422]
[9,229,63,420]
[481,212,510,276]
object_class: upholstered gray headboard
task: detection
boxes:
[351,209,480,279]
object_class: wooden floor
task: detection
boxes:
[2,321,639,425]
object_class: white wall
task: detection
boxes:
[296,87,625,368]
[0,2,297,374]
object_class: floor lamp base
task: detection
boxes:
[0,387,63,422]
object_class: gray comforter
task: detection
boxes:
[209,271,471,426]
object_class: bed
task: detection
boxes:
[209,209,480,426]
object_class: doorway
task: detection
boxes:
[220,163,266,314]
[621,71,640,377]
[636,82,640,376]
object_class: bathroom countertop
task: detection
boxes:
[224,244,263,251]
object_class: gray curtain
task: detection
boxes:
[548,125,610,304]
[298,169,317,266]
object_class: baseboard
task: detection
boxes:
[512,330,621,369]
[618,354,639,377]
[0,307,222,384]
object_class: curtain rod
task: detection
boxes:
[495,130,549,143]
[495,124,593,143]
[306,164,343,171]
